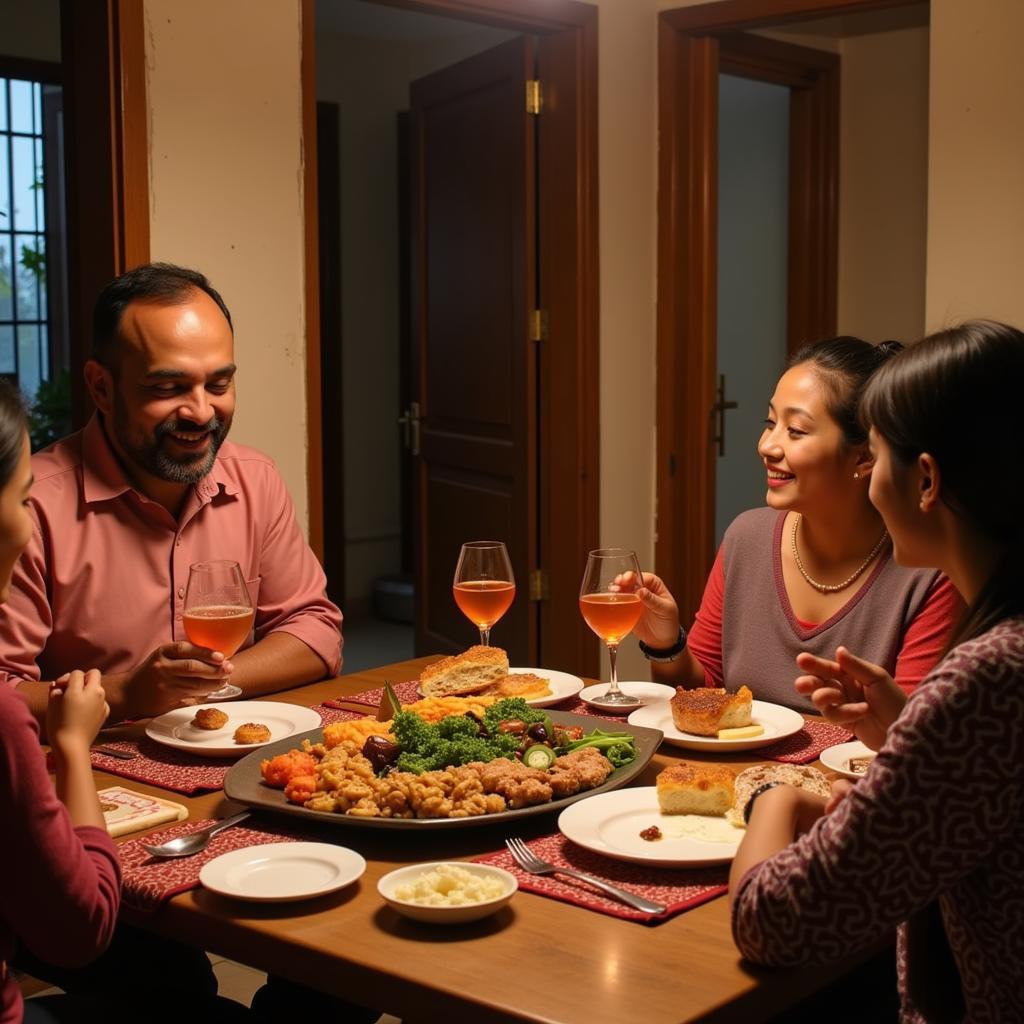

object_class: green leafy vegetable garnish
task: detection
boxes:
[557,729,637,767]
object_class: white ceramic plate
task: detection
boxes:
[200,842,366,902]
[415,668,584,707]
[577,681,676,713]
[558,787,742,867]
[145,701,322,758]
[377,861,517,923]
[819,739,876,780]
[627,699,804,752]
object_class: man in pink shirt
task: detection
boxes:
[0,263,343,725]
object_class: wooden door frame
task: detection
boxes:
[657,0,917,625]
[301,0,600,675]
[61,0,149,425]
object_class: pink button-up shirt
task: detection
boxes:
[0,415,342,685]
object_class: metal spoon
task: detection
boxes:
[141,810,251,859]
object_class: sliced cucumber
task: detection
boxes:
[522,744,556,770]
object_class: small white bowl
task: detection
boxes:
[377,861,517,924]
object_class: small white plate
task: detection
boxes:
[416,668,584,707]
[200,842,366,902]
[819,739,876,779]
[558,787,741,867]
[577,681,676,713]
[627,699,804,751]
[145,701,322,758]
[378,861,517,923]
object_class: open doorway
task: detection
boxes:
[310,0,600,676]
[657,0,929,623]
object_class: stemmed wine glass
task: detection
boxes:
[453,541,516,647]
[182,560,254,700]
[579,549,644,706]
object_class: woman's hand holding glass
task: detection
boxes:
[613,571,683,650]
[794,645,907,751]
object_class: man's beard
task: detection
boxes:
[112,406,231,484]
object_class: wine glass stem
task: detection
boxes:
[479,625,491,647]
[606,643,621,694]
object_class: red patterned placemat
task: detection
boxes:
[119,819,304,914]
[762,719,853,764]
[89,706,356,794]
[342,679,422,707]
[475,833,727,924]
[314,705,367,726]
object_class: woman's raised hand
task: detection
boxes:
[794,646,906,751]
[613,571,681,649]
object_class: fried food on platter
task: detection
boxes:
[233,722,271,744]
[260,750,317,788]
[323,718,395,749]
[404,694,496,722]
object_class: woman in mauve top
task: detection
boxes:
[626,337,960,709]
[732,320,1024,1022]
[0,381,120,1024]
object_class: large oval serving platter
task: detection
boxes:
[224,710,663,831]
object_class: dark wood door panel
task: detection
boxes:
[412,36,537,663]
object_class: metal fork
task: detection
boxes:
[505,837,666,915]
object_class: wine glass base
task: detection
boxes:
[596,688,641,706]
[203,684,243,701]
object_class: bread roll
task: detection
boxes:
[671,685,752,736]
[656,761,736,816]
[419,645,510,697]
[726,764,831,827]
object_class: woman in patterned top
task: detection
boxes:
[730,320,1024,1022]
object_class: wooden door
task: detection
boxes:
[411,37,537,663]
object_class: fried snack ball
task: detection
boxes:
[260,751,317,788]
[233,722,272,745]
[192,707,228,730]
[284,774,317,805]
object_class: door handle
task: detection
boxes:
[710,374,738,457]
[397,401,421,456]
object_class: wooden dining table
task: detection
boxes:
[93,657,873,1024]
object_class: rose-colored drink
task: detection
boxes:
[453,580,515,629]
[579,592,643,646]
[183,605,255,657]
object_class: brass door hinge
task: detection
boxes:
[526,80,542,115]
[528,569,549,601]
[529,309,549,342]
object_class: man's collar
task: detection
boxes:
[81,413,238,505]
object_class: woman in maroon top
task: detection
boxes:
[731,321,1024,1022]
[0,380,121,1024]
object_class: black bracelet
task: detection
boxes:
[638,625,688,662]
[743,782,784,825]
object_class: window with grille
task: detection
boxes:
[0,69,69,448]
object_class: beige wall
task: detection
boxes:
[837,26,929,343]
[0,0,60,62]
[144,0,310,526]
[926,0,1024,328]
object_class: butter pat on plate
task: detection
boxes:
[716,724,764,740]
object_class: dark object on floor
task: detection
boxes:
[373,574,414,624]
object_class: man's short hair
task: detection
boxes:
[92,263,233,367]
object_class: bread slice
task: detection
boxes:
[479,673,551,700]
[656,762,736,816]
[671,685,752,736]
[419,646,510,698]
[726,764,831,827]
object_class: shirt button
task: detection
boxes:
[177,587,185,598]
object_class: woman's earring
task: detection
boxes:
[853,471,860,479]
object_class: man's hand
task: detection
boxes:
[613,571,681,649]
[46,669,108,759]
[119,642,235,719]
[794,646,906,751]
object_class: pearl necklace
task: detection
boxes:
[791,514,889,594]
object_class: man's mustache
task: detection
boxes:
[155,416,225,438]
